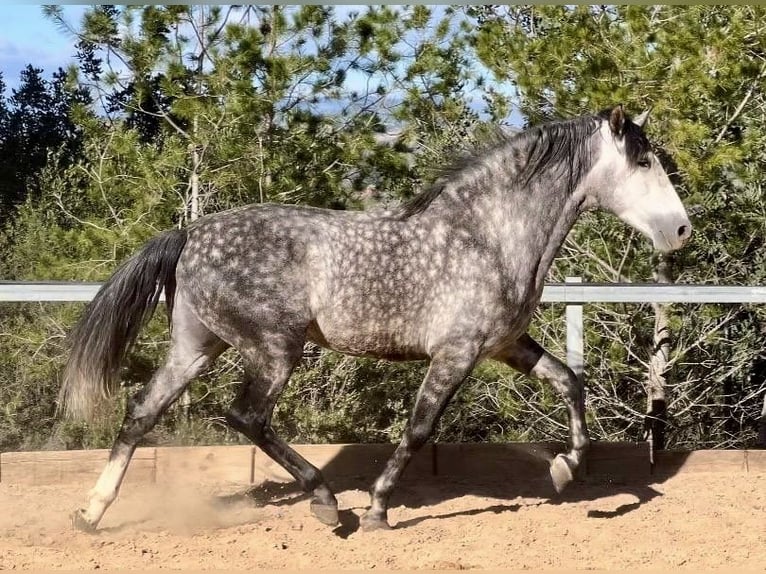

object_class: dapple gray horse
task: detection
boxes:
[61,105,692,532]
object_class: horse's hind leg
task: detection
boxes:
[225,338,339,526]
[73,303,226,531]
[495,333,589,493]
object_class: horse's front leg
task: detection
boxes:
[360,348,478,531]
[494,333,589,493]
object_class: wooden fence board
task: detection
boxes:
[1,444,763,487]
[0,447,155,486]
[586,442,651,481]
[252,443,435,486]
[434,442,566,481]
[653,450,747,476]
[155,445,254,486]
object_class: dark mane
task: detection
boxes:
[398,107,649,219]
[398,125,514,219]
[398,114,600,219]
[512,114,599,189]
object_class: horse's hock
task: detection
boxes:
[1,442,763,488]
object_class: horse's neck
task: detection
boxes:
[525,188,584,289]
[424,176,582,293]
[502,185,580,292]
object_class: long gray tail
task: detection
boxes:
[58,229,188,421]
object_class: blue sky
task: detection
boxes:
[1,5,86,88]
[0,5,376,90]
[0,5,521,124]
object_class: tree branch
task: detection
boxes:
[713,61,766,144]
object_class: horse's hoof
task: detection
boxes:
[359,512,392,532]
[310,500,339,526]
[550,454,575,494]
[71,509,97,533]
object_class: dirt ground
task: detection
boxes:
[1,472,764,570]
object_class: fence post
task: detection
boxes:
[565,276,584,381]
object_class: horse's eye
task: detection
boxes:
[638,158,651,169]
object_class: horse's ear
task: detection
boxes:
[609,104,626,136]
[633,106,652,129]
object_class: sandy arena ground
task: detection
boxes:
[0,472,764,570]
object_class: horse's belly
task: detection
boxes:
[306,319,428,361]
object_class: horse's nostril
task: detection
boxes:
[678,225,689,238]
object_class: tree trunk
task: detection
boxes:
[179,5,206,422]
[178,136,200,422]
[645,256,671,458]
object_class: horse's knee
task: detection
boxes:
[117,417,154,444]
[575,434,591,452]
[556,362,579,386]
[548,364,582,403]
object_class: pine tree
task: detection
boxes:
[469,5,766,448]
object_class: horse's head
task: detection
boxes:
[582,105,692,253]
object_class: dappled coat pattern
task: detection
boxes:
[61,106,691,532]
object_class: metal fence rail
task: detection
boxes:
[4,280,766,304]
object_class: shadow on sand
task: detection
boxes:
[212,442,693,537]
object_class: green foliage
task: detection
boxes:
[0,65,91,223]
[0,5,486,450]
[1,5,765,453]
[470,5,766,447]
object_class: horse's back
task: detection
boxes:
[173,204,339,340]
[172,202,432,354]
[172,201,518,359]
